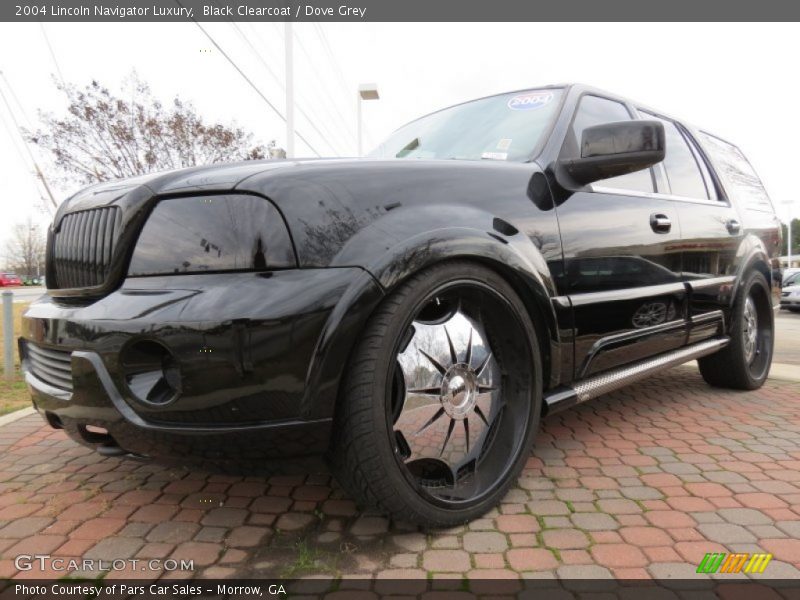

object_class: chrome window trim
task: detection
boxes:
[590,185,733,208]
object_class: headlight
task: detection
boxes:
[128,194,295,276]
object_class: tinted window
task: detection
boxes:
[129,195,295,276]
[566,95,654,193]
[698,132,773,212]
[641,112,709,199]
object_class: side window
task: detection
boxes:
[684,134,719,200]
[640,112,709,200]
[566,95,654,193]
[698,132,773,212]
[128,195,295,276]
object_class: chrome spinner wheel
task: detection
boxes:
[387,285,533,507]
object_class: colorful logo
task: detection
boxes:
[507,91,554,111]
[696,552,773,574]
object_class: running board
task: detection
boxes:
[544,337,730,416]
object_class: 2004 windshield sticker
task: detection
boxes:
[507,91,554,110]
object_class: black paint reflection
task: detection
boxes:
[554,189,686,375]
[128,195,295,276]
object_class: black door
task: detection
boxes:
[638,112,741,343]
[554,94,687,378]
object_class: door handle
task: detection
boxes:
[650,213,672,234]
[726,219,741,235]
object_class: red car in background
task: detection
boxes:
[0,273,22,287]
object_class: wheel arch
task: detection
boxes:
[363,227,562,392]
[731,234,774,311]
[306,215,564,423]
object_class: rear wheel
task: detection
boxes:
[330,262,541,527]
[698,270,773,390]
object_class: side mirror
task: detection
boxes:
[561,120,665,186]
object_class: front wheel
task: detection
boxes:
[698,270,774,390]
[330,262,542,527]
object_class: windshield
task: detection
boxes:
[369,88,563,162]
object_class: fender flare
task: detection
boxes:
[731,233,773,305]
[304,205,564,420]
[357,215,562,389]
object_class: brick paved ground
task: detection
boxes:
[0,367,799,586]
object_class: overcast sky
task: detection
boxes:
[0,22,798,260]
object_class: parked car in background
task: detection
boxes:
[23,276,44,286]
[0,273,22,287]
[20,84,780,527]
[780,281,800,311]
[783,269,800,288]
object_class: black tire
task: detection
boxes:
[329,261,542,527]
[698,270,773,390]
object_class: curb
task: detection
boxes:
[0,407,35,427]
[680,361,799,383]
[769,362,800,383]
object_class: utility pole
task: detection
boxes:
[284,23,295,158]
[782,200,795,268]
[2,292,12,381]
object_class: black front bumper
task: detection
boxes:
[21,269,383,461]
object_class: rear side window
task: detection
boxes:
[698,133,773,212]
[128,195,295,276]
[565,95,655,193]
[640,112,709,200]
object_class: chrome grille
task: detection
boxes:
[51,207,121,289]
[25,343,73,391]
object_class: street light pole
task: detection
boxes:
[357,83,379,156]
[782,200,795,268]
[357,93,362,156]
[285,23,295,158]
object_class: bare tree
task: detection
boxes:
[26,73,273,186]
[4,219,46,277]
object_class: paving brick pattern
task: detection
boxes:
[1,369,799,583]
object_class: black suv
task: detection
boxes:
[21,84,780,527]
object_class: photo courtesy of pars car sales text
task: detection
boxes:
[14,584,285,597]
[0,0,799,597]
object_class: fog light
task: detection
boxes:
[120,340,181,405]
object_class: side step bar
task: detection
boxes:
[544,337,730,416]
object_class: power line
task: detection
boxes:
[39,23,65,85]
[229,22,345,156]
[248,23,350,155]
[241,22,354,153]
[0,100,40,190]
[313,24,377,148]
[313,24,352,101]
[0,71,34,129]
[176,7,322,157]
[290,26,356,149]
[0,72,57,209]
[244,21,355,154]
